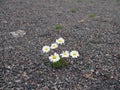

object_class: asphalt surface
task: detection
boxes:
[0,0,120,90]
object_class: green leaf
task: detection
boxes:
[71,8,77,13]
[55,25,63,30]
[51,58,68,69]
[88,13,96,18]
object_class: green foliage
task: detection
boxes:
[55,25,63,30]
[71,8,77,13]
[88,13,96,18]
[51,58,68,69]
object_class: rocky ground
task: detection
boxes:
[0,0,120,90]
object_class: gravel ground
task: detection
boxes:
[0,0,120,90]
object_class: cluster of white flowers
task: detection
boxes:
[42,37,79,63]
[42,37,64,53]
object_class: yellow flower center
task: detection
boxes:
[64,53,67,56]
[53,45,56,47]
[45,48,48,50]
[73,53,76,56]
[58,39,62,42]
[52,56,57,59]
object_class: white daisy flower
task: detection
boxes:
[60,51,69,58]
[49,53,60,63]
[70,50,79,58]
[51,43,58,49]
[56,37,65,45]
[42,46,50,53]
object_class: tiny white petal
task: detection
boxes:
[42,46,50,53]
[49,53,60,63]
[70,50,79,58]
[50,43,58,49]
[60,51,69,58]
[56,37,65,45]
